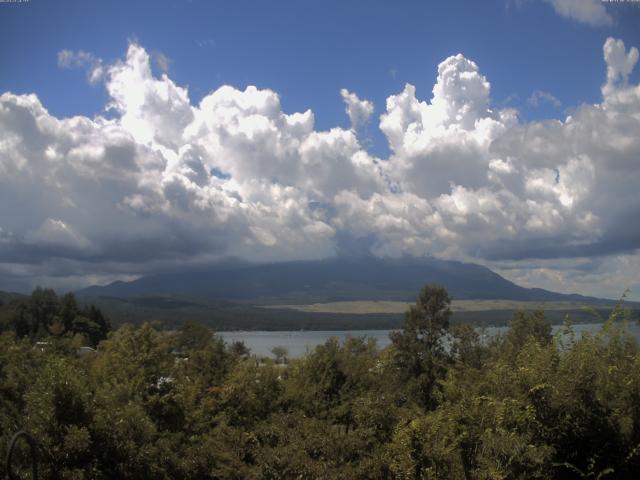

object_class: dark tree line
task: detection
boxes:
[0,287,111,346]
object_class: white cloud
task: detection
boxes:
[527,90,561,108]
[105,44,194,149]
[378,54,517,197]
[340,88,374,129]
[3,39,640,298]
[603,37,640,97]
[495,253,640,301]
[57,49,104,84]
[542,0,613,26]
[153,52,172,74]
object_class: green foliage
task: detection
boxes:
[270,345,288,364]
[1,285,640,478]
[176,320,214,352]
[0,288,111,346]
[390,284,452,409]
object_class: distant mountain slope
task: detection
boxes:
[0,290,26,304]
[78,256,610,304]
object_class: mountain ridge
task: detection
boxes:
[77,256,613,305]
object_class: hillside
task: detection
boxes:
[0,290,25,304]
[73,256,634,330]
[78,256,609,305]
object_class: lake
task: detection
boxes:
[219,322,640,358]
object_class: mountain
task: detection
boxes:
[78,256,609,305]
[0,290,26,304]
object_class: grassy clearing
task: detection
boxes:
[265,299,618,315]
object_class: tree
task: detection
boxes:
[175,320,213,352]
[24,356,96,478]
[1,289,110,345]
[271,345,288,364]
[59,294,112,348]
[450,323,485,369]
[502,310,552,361]
[286,337,347,417]
[1,300,34,338]
[220,360,283,428]
[29,287,65,336]
[78,303,111,346]
[390,284,451,409]
[228,340,251,358]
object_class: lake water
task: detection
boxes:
[219,322,640,358]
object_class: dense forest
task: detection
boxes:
[1,286,640,479]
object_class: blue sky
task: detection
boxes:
[2,0,638,153]
[1,0,640,299]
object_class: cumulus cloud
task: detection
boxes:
[1,42,378,287]
[603,37,639,96]
[378,54,517,197]
[3,38,640,297]
[105,44,194,149]
[340,88,374,129]
[542,0,613,26]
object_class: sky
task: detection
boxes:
[1,0,640,299]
